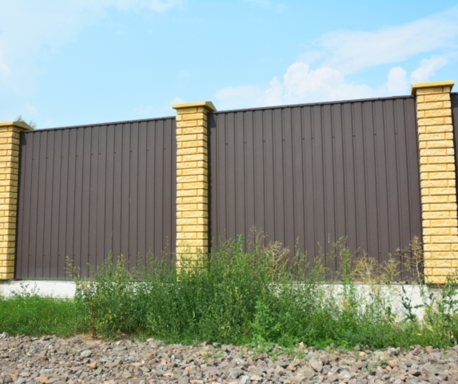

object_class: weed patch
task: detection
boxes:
[3,229,458,350]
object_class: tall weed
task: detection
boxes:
[65,228,458,349]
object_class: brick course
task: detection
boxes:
[412,81,456,284]
[173,102,216,269]
[0,122,32,280]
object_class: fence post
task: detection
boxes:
[412,81,456,284]
[172,102,216,270]
[0,121,33,280]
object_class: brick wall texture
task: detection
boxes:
[2,84,457,282]
[415,83,457,284]
[173,102,215,268]
[0,122,31,280]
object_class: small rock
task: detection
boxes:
[239,376,249,384]
[320,355,329,365]
[274,366,284,375]
[39,370,53,376]
[422,362,438,375]
[339,370,354,380]
[122,371,132,379]
[296,367,315,379]
[228,368,243,379]
[310,359,323,372]
[80,350,93,358]
[425,346,434,354]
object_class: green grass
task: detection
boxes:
[0,287,87,337]
[1,231,458,350]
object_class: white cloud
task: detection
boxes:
[281,63,373,103]
[25,103,38,115]
[386,67,408,95]
[215,62,377,110]
[216,5,458,111]
[171,97,186,105]
[0,0,181,119]
[215,85,264,110]
[411,55,449,83]
[302,5,458,74]
[244,0,285,10]
[135,96,186,116]
[135,105,155,114]
[115,0,182,12]
[0,62,11,78]
[244,0,272,6]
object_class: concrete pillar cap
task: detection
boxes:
[411,81,454,95]
[172,101,217,112]
[0,121,34,130]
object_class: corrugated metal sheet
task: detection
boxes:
[208,96,422,278]
[15,117,176,279]
[452,93,458,177]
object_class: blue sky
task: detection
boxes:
[1,0,457,129]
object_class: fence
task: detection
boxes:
[0,81,455,283]
[208,97,422,279]
[15,118,176,279]
[453,92,458,172]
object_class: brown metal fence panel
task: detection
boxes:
[452,93,458,179]
[208,96,422,278]
[15,118,176,279]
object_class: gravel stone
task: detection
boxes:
[309,359,323,372]
[2,335,458,383]
[80,350,93,358]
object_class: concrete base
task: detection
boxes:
[320,283,443,320]
[0,280,450,320]
[0,280,76,298]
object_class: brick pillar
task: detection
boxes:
[0,121,32,280]
[172,102,216,269]
[412,81,456,284]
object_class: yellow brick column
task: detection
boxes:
[0,121,33,280]
[412,81,456,284]
[172,102,216,269]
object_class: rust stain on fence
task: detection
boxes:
[208,96,422,278]
[15,118,177,279]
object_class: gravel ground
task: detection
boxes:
[1,332,458,384]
